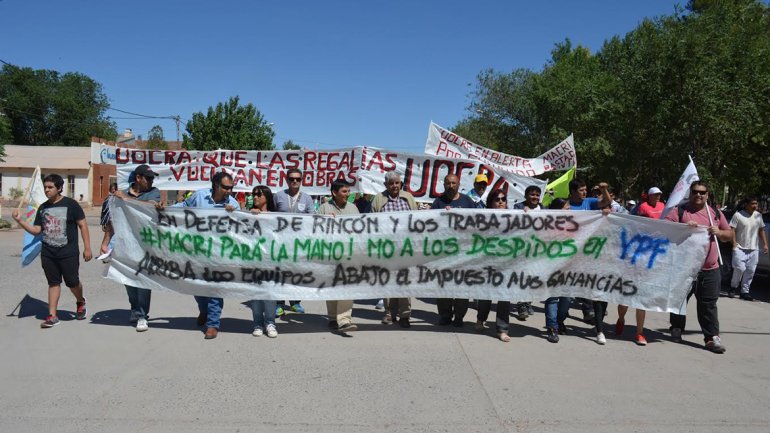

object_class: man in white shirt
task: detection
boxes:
[729,197,768,301]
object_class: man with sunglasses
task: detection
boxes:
[467,174,489,209]
[175,171,240,339]
[273,168,315,315]
[665,181,732,353]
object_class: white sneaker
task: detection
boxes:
[252,327,263,337]
[375,299,385,309]
[136,318,149,332]
[596,332,606,345]
[266,323,278,338]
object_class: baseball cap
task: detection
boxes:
[474,174,489,184]
[134,164,159,178]
[627,200,637,206]
[648,187,662,195]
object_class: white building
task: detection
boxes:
[0,144,92,203]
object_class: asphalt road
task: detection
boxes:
[1,216,769,432]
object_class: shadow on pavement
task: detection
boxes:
[7,294,79,321]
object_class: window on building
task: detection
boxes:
[67,175,75,198]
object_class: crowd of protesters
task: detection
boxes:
[12,165,769,355]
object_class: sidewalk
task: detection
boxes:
[1,222,769,432]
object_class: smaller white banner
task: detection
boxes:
[424,122,576,176]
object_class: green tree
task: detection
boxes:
[145,124,168,150]
[183,96,275,150]
[458,0,770,197]
[282,139,301,150]
[0,114,10,161]
[0,64,117,146]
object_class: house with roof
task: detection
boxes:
[0,144,91,204]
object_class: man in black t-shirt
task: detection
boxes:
[431,174,476,327]
[13,174,92,328]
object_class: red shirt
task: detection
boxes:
[637,201,665,219]
[665,205,730,270]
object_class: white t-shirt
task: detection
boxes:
[729,210,764,250]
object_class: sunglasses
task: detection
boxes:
[288,177,302,183]
[493,196,507,202]
[691,190,708,196]
[252,191,263,197]
[219,184,234,191]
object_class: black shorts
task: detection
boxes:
[41,255,80,287]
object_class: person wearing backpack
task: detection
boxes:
[665,181,733,354]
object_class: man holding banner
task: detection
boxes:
[319,179,360,334]
[371,171,417,328]
[568,179,612,344]
[273,168,314,315]
[665,181,731,353]
[431,174,476,327]
[174,172,240,340]
[512,185,544,321]
[111,165,161,332]
[466,174,489,209]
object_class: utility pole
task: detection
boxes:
[175,115,181,145]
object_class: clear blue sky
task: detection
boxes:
[1,0,682,152]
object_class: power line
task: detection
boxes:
[107,107,176,120]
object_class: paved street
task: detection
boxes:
[1,215,769,432]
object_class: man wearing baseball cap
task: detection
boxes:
[637,187,665,219]
[467,174,489,209]
[616,186,665,344]
[111,164,161,332]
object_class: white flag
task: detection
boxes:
[661,156,699,219]
[21,165,47,266]
[28,165,46,206]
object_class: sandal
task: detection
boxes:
[498,332,511,343]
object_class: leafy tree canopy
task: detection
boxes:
[457,0,770,199]
[183,96,275,150]
[0,64,117,146]
[145,124,168,150]
[282,139,301,150]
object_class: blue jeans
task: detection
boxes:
[195,296,223,329]
[545,297,571,330]
[126,285,151,320]
[249,299,277,328]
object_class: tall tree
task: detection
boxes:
[145,124,168,149]
[0,114,10,161]
[458,0,770,197]
[282,139,301,150]
[183,96,275,150]
[0,64,117,146]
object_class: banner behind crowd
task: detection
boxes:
[107,199,708,314]
[424,122,577,176]
[115,147,546,204]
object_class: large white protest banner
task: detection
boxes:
[107,199,708,314]
[115,146,546,204]
[424,122,576,176]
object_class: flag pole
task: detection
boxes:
[692,154,724,266]
[16,166,40,211]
